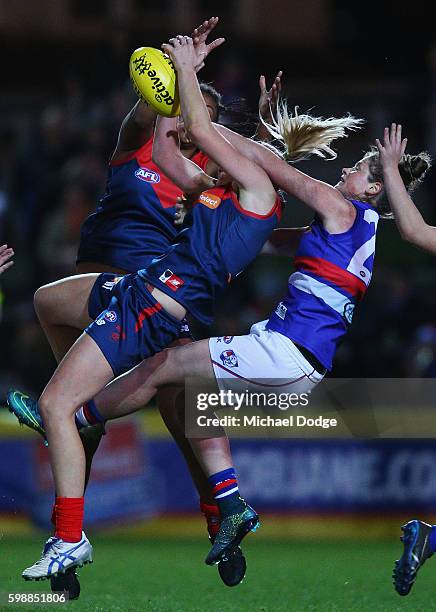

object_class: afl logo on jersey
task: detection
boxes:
[135,167,160,183]
[199,192,221,209]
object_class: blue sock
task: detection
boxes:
[429,526,436,553]
[208,468,245,518]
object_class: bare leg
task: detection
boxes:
[92,340,233,477]
[34,274,98,362]
[189,436,233,477]
[158,384,216,503]
[32,273,108,499]
[94,340,214,418]
[39,333,113,497]
[76,263,129,488]
[33,271,223,496]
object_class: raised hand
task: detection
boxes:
[191,16,225,72]
[375,123,407,169]
[0,244,14,275]
[259,70,283,121]
[163,36,198,72]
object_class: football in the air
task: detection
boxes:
[129,47,180,117]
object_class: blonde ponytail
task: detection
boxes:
[260,99,365,162]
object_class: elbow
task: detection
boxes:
[192,172,215,193]
[399,226,420,245]
[151,141,169,167]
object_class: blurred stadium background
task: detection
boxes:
[1,1,436,609]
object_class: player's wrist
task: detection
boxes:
[382,162,401,174]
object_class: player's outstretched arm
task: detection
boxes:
[376,124,436,254]
[152,115,216,194]
[113,16,224,161]
[163,37,276,214]
[0,244,14,275]
[112,100,157,162]
[213,123,354,227]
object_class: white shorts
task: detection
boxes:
[208,320,325,395]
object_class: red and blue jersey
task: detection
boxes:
[140,187,282,326]
[266,200,379,370]
[77,135,209,273]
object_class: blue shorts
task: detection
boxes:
[86,273,183,377]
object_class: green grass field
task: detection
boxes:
[1,536,436,611]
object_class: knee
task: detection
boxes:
[34,284,56,321]
[38,391,55,424]
[148,348,175,385]
[39,389,75,424]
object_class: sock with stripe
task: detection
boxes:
[75,399,106,430]
[54,497,84,543]
[200,500,221,540]
[208,468,245,518]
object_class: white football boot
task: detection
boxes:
[22,532,93,580]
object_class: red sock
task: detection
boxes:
[83,402,99,425]
[200,501,221,540]
[50,503,56,528]
[55,497,84,543]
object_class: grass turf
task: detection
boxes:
[1,536,436,611]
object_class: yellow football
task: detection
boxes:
[129,47,180,117]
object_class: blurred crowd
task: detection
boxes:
[0,2,436,396]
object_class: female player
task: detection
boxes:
[12,17,253,591]
[45,40,431,569]
[0,244,14,275]
[9,19,294,592]
[17,28,287,579]
[373,123,433,598]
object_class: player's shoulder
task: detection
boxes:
[110,134,154,168]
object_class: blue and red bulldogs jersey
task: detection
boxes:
[267,200,379,370]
